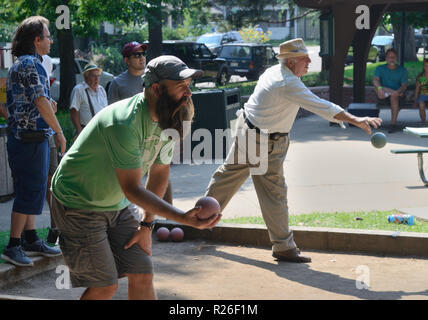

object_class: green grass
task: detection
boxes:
[302,39,320,47]
[301,71,329,87]
[0,228,50,264]
[219,80,258,96]
[222,210,428,234]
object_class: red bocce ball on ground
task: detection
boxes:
[156,227,170,242]
[170,227,184,242]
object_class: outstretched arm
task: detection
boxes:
[115,167,221,228]
[333,111,382,135]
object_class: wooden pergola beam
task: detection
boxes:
[387,3,428,11]
[353,4,388,102]
[328,3,356,106]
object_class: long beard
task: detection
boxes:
[155,87,194,137]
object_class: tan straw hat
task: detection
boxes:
[276,38,308,59]
[82,63,102,75]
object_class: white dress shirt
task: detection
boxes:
[70,82,108,125]
[244,64,344,133]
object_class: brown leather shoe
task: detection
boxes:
[273,248,312,263]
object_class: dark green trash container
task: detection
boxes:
[188,88,242,162]
[0,125,14,201]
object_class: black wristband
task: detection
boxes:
[139,220,155,231]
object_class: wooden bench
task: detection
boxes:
[390,148,428,186]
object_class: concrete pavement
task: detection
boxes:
[1,107,427,231]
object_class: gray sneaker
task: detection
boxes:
[1,245,34,267]
[23,239,62,257]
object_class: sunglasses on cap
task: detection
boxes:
[131,51,147,58]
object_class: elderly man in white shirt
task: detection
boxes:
[70,64,108,138]
[205,38,382,263]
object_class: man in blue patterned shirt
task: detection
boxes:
[1,16,65,267]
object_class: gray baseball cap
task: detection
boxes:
[143,55,203,88]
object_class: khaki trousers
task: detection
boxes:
[205,114,296,253]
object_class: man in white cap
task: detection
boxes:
[69,64,108,138]
[205,38,382,263]
[50,55,221,300]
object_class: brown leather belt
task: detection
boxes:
[243,113,288,141]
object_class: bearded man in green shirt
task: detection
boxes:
[51,56,221,300]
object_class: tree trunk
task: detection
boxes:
[392,23,418,63]
[57,27,76,109]
[147,0,163,62]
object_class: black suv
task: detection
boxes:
[218,43,277,81]
[150,40,230,85]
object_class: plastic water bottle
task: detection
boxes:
[387,214,414,226]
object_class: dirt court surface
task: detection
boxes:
[1,239,428,300]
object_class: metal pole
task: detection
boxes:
[424,36,426,60]
[304,15,307,39]
[400,11,405,66]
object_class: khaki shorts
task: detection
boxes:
[51,197,153,288]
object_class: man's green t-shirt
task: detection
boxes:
[51,93,175,211]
